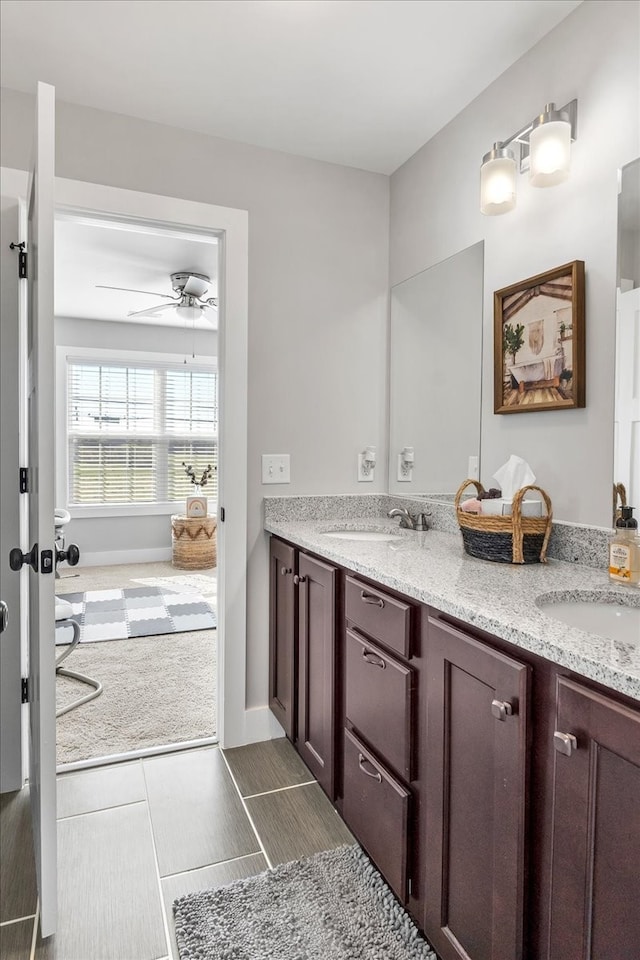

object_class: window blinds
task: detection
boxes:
[67,359,218,506]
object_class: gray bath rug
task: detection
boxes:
[173,844,436,960]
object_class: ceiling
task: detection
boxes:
[55,217,219,328]
[1,0,582,174]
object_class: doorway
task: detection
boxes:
[52,209,221,767]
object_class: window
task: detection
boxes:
[67,359,217,506]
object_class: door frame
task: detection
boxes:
[1,168,255,756]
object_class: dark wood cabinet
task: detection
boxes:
[268,535,640,960]
[423,617,530,960]
[546,677,640,960]
[268,537,297,739]
[296,552,337,798]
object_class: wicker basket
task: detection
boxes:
[171,515,217,570]
[455,479,553,564]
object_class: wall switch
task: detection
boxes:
[468,455,479,480]
[397,454,413,482]
[262,454,291,484]
[357,453,375,482]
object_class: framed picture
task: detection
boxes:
[494,260,585,414]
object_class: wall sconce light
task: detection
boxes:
[480,99,577,215]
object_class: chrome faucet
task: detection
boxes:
[387,507,429,531]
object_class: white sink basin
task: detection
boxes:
[322,529,403,543]
[538,598,640,646]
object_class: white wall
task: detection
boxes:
[0,93,390,707]
[55,315,217,562]
[390,0,640,526]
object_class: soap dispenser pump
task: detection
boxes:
[609,506,640,586]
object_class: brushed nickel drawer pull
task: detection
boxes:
[358,753,382,782]
[361,590,384,608]
[362,649,386,669]
[293,575,306,585]
[280,566,292,576]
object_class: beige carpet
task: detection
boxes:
[56,561,216,765]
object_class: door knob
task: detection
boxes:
[0,600,8,634]
[9,543,38,573]
[56,543,80,567]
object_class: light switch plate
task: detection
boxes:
[468,455,479,480]
[262,454,291,484]
[357,453,375,482]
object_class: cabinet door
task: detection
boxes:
[424,617,530,960]
[297,553,337,798]
[268,537,297,739]
[547,677,640,960]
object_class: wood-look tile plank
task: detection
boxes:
[223,738,315,797]
[0,919,35,960]
[0,789,37,923]
[57,761,146,820]
[162,854,267,958]
[34,802,167,960]
[246,782,354,866]
[143,747,259,877]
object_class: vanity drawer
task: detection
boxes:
[345,628,414,780]
[345,575,412,659]
[342,728,410,903]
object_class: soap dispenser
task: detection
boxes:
[609,506,640,586]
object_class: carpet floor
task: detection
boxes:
[56,561,216,766]
[173,845,436,960]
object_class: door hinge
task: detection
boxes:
[220,507,225,522]
[40,549,54,575]
[21,677,30,704]
[9,241,27,279]
[19,467,29,494]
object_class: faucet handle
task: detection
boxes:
[414,512,430,531]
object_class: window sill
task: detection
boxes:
[68,502,217,520]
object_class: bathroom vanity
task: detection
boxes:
[266,514,640,960]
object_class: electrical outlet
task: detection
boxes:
[397,454,413,482]
[262,454,291,484]
[468,455,479,480]
[357,453,375,482]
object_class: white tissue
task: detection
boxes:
[491,455,536,500]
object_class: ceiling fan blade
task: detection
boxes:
[202,303,218,324]
[127,303,178,319]
[96,284,178,299]
[182,275,209,298]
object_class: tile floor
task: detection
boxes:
[0,739,354,960]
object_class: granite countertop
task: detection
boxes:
[264,516,640,702]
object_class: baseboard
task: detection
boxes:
[78,547,173,567]
[219,706,284,749]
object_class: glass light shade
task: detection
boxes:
[529,113,571,187]
[480,146,516,216]
[176,303,202,322]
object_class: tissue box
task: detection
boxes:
[481,498,542,517]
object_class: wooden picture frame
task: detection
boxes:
[494,260,585,414]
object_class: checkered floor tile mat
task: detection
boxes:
[55,586,217,645]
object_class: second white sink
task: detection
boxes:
[538,597,640,646]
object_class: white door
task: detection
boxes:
[26,80,57,938]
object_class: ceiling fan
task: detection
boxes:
[96,272,218,323]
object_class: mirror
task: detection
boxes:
[388,241,484,498]
[614,157,640,524]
